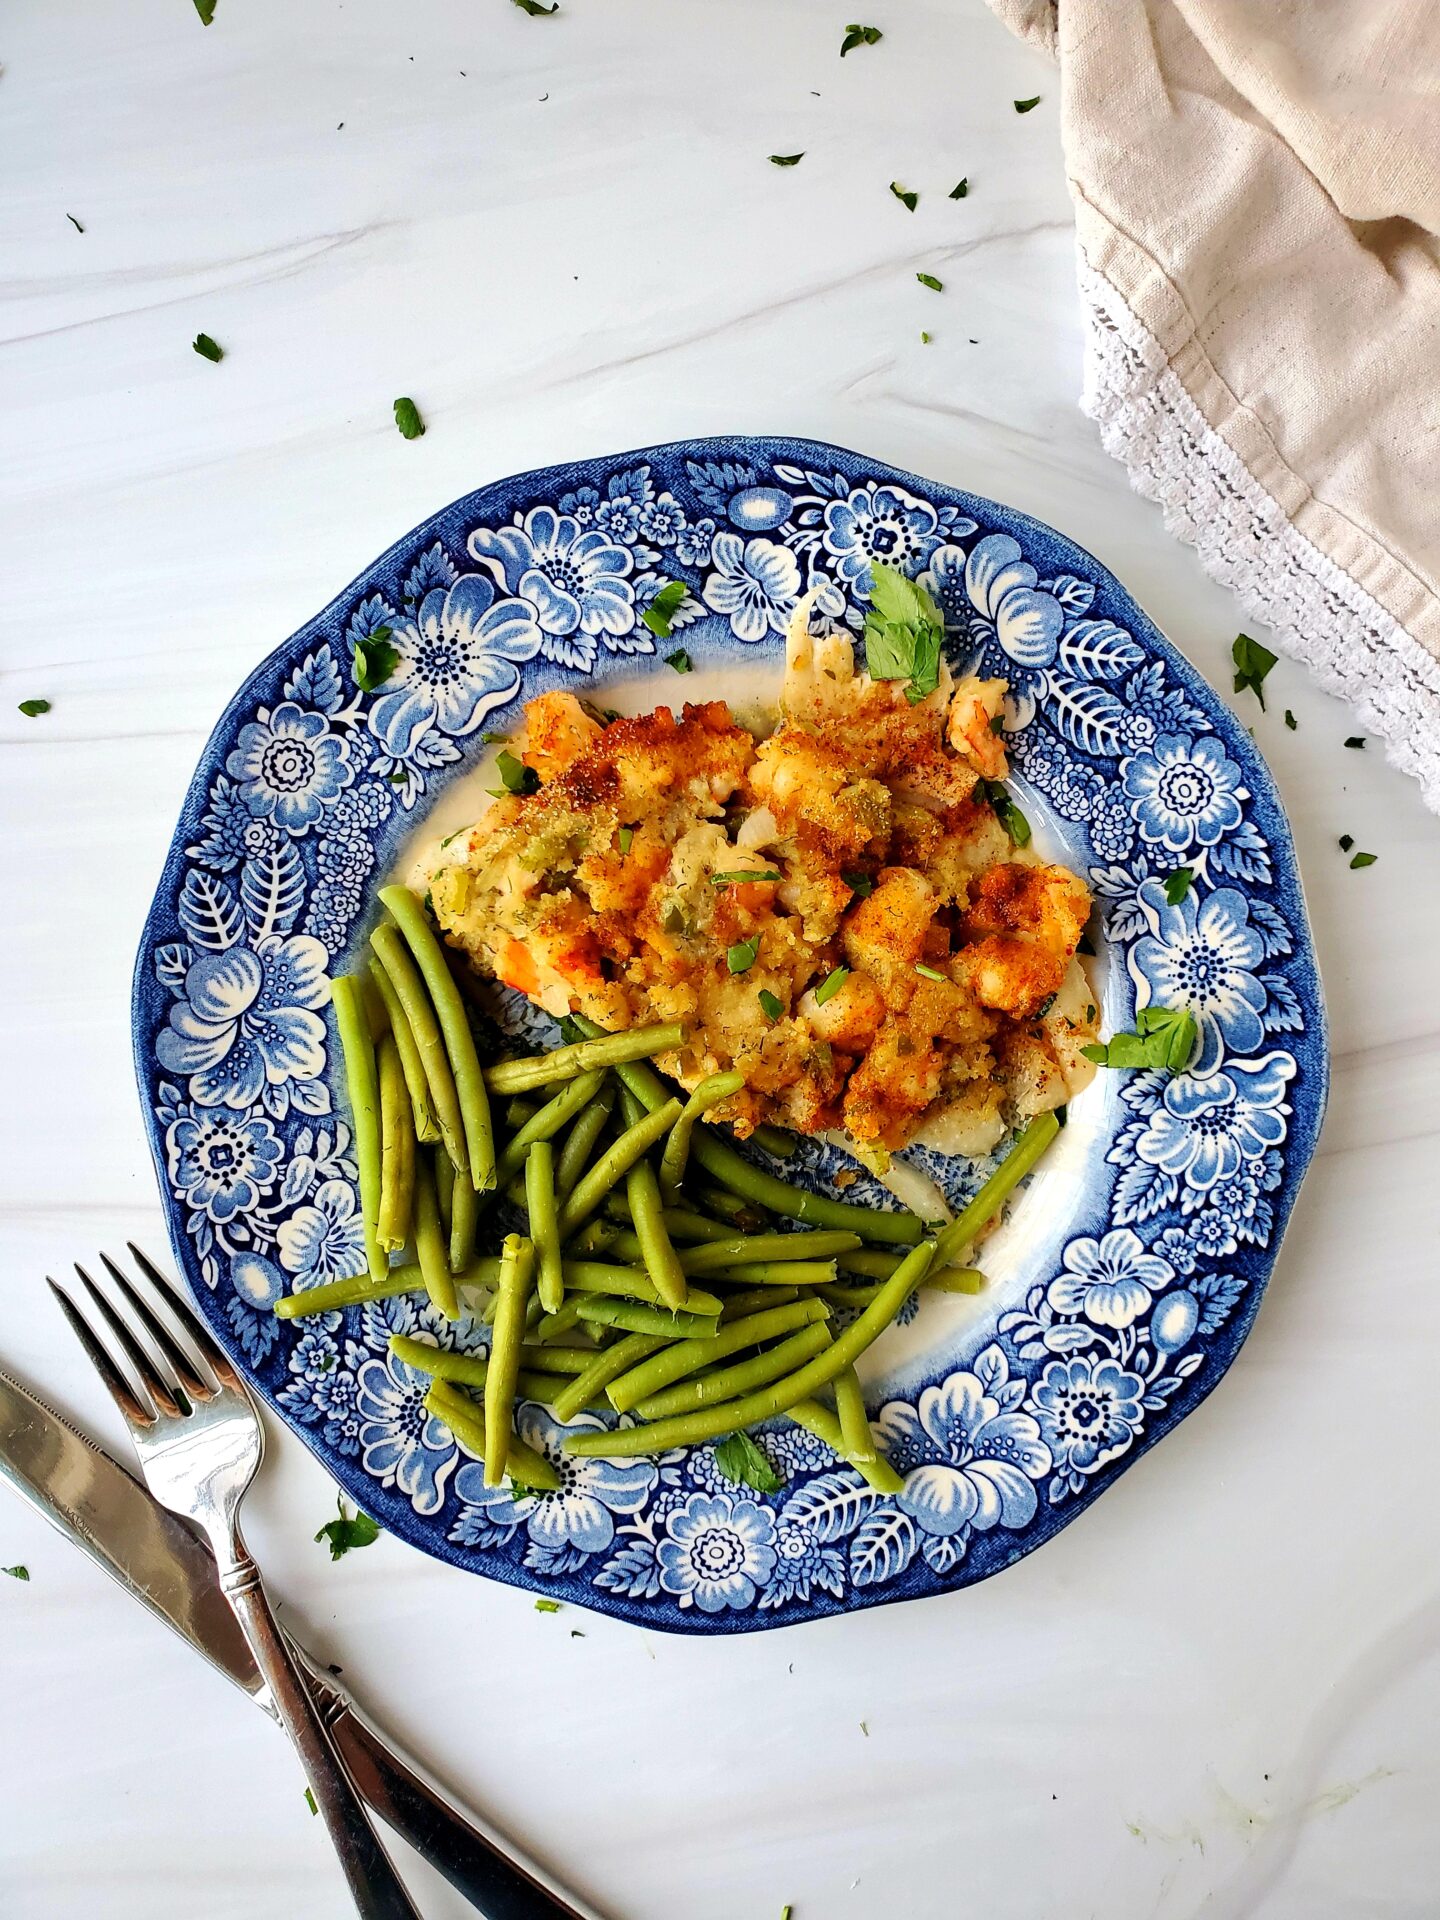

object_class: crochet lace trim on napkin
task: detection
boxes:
[1076,258,1440,811]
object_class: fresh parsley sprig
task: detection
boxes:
[353,626,398,691]
[314,1497,380,1561]
[642,579,687,639]
[863,561,945,704]
[393,396,425,440]
[714,1431,785,1492]
[488,748,541,798]
[1232,633,1277,708]
[840,23,882,55]
[1082,1006,1197,1074]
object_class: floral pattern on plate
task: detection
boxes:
[134,437,1326,1632]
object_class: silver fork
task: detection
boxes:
[50,1246,423,1919]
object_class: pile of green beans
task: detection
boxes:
[292,931,1060,1492]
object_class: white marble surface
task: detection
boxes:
[3,3,1439,1916]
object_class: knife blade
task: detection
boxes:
[0,1365,605,1920]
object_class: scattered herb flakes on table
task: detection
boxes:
[314,1498,380,1561]
[1231,633,1277,707]
[840,23,882,55]
[769,152,804,167]
[192,333,223,362]
[393,396,425,439]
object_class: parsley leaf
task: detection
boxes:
[618,826,633,856]
[1344,736,1366,749]
[18,699,50,717]
[1338,833,1354,852]
[1014,95,1041,113]
[314,1497,380,1561]
[1232,633,1277,708]
[914,962,946,982]
[304,1787,317,1815]
[192,332,223,362]
[490,748,540,797]
[1350,850,1377,869]
[642,579,687,638]
[714,1432,786,1493]
[710,869,781,888]
[949,179,969,199]
[841,870,873,897]
[1081,1005,1197,1074]
[3,1564,29,1581]
[769,153,805,167]
[982,779,1031,846]
[920,330,932,344]
[1162,866,1194,906]
[727,936,761,974]
[665,648,693,673]
[916,271,944,292]
[814,964,849,1005]
[393,396,425,439]
[889,182,918,212]
[840,23,882,54]
[193,0,216,23]
[534,1597,561,1612]
[863,561,945,704]
[1284,709,1297,730]
[758,989,784,1022]
[353,626,398,691]
[512,0,558,13]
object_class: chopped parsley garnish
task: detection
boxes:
[1338,833,1354,851]
[18,699,51,717]
[913,962,946,982]
[920,331,932,344]
[1162,866,1194,906]
[710,869,781,888]
[1344,736,1366,749]
[642,579,687,638]
[890,182,918,212]
[916,271,944,291]
[1035,992,1057,1019]
[534,1598,561,1612]
[193,0,216,23]
[352,626,398,691]
[192,332,223,362]
[982,779,1031,846]
[393,396,425,439]
[769,152,805,167]
[665,648,693,673]
[1231,633,1277,708]
[714,1431,786,1493]
[489,748,541,797]
[841,870,873,897]
[512,0,558,14]
[814,964,849,1006]
[304,1787,317,1815]
[949,179,969,199]
[727,935,761,974]
[480,729,510,743]
[1014,95,1041,113]
[314,1497,380,1561]
[66,213,84,232]
[1284,710,1297,729]
[758,989,784,1022]
[863,561,945,704]
[1350,850,1377,869]
[618,826,634,856]
[1085,1003,1096,1022]
[840,23,882,55]
[1082,1005,1196,1074]
[3,1564,29,1581]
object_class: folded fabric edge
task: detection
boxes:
[1076,254,1440,815]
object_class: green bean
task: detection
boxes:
[692,1184,773,1231]
[497,1070,608,1185]
[575,1298,718,1339]
[551,1333,668,1422]
[605,1300,832,1413]
[369,920,469,1174]
[276,1263,421,1318]
[330,975,388,1285]
[532,1297,586,1344]
[525,1140,565,1315]
[516,1343,600,1376]
[833,1365,877,1464]
[360,968,388,1042]
[555,1098,683,1238]
[706,1261,838,1287]
[484,1234,533,1485]
[449,1164,479,1272]
[789,1399,903,1495]
[927,1266,985,1294]
[933,1113,1060,1267]
[561,1264,722,1314]
[505,1096,540,1130]
[690,1131,924,1245]
[836,1248,907,1280]
[367,955,440,1144]
[659,1071,745,1204]
[626,1158,689,1310]
[516,1371,607,1409]
[564,1237,936,1456]
[378,884,496,1189]
[390,1331,487,1386]
[556,1083,616,1198]
[627,1203,740,1245]
[819,1281,883,1311]
[434,1143,454,1232]
[678,1231,861,1275]
[413,1153,458,1319]
[634,1323,834,1419]
[595,1227,643,1263]
[423,1379,558,1491]
[375,1031,416,1254]
[718,1286,801,1320]
[484,1022,684,1096]
[751,1123,799,1160]
[564,1219,624,1259]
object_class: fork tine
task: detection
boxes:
[47,1277,158,1429]
[75,1263,186,1419]
[100,1251,215,1403]
[126,1243,244,1392]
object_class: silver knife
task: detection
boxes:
[0,1364,607,1920]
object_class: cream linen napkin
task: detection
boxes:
[987,0,1440,808]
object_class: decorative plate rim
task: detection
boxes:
[133,434,1328,1634]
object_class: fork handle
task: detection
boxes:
[219,1549,423,1919]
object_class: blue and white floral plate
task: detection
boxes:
[134,437,1326,1632]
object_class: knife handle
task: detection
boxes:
[300,1661,607,1920]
